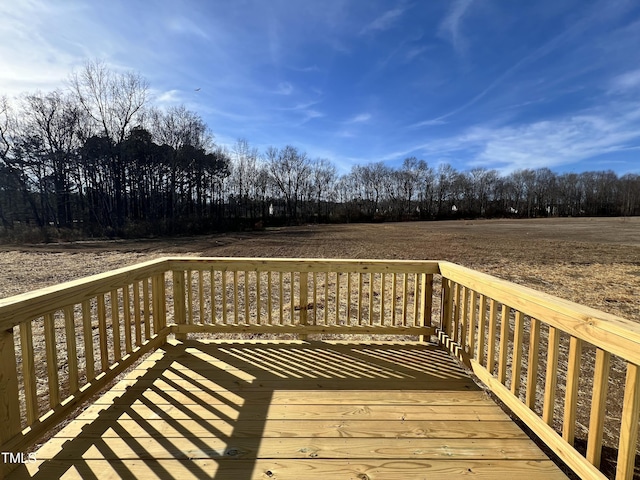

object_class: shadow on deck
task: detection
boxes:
[9,340,567,479]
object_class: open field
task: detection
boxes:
[2,217,639,478]
[2,217,639,323]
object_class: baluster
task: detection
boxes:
[369,272,374,327]
[64,306,79,392]
[486,299,498,374]
[82,300,96,380]
[19,321,38,425]
[172,270,186,341]
[525,317,540,409]
[110,291,121,360]
[543,326,560,425]
[413,273,419,328]
[586,348,610,468]
[391,273,397,325]
[323,272,329,325]
[476,295,487,363]
[402,273,409,326]
[233,271,239,324]
[616,362,640,480]
[497,305,510,384]
[210,268,216,324]
[380,273,386,326]
[133,282,142,346]
[460,287,469,351]
[198,270,205,324]
[97,295,109,369]
[511,311,525,395]
[0,327,21,445]
[468,290,478,355]
[357,272,363,325]
[279,272,284,324]
[44,312,60,406]
[257,270,262,324]
[244,271,250,324]
[221,270,228,325]
[267,272,273,325]
[563,336,582,444]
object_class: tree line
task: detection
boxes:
[1,61,639,241]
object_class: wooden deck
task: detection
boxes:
[9,339,567,479]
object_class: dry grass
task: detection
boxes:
[1,217,639,478]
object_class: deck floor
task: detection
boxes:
[10,339,567,479]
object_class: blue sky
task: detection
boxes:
[2,0,640,175]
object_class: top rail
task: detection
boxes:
[167,257,441,274]
[0,257,170,331]
[438,261,640,366]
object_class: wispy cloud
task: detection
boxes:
[411,118,447,128]
[275,82,294,95]
[153,89,183,106]
[414,11,595,128]
[608,69,640,94]
[289,65,321,73]
[360,7,406,35]
[414,102,640,173]
[299,109,324,125]
[404,46,428,62]
[0,1,86,95]
[346,112,372,124]
[166,16,210,40]
[437,0,474,54]
[280,100,321,111]
[336,130,355,138]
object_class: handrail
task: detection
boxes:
[438,261,640,480]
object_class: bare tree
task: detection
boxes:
[70,60,148,226]
[0,96,12,162]
[70,60,148,143]
[267,145,311,221]
[21,90,83,227]
[310,158,336,219]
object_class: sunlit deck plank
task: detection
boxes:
[8,340,568,480]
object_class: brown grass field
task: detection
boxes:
[1,217,639,478]
[2,217,639,322]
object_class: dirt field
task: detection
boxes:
[2,217,639,322]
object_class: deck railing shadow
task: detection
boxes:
[9,339,479,480]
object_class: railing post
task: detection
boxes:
[0,327,22,476]
[173,270,187,341]
[152,273,167,335]
[419,273,433,342]
[299,272,308,341]
[440,277,452,337]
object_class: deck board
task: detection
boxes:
[9,339,568,479]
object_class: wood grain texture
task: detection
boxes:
[12,458,567,480]
[10,340,567,480]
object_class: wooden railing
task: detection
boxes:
[0,256,638,479]
[0,258,170,478]
[438,261,640,480]
[166,257,438,339]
